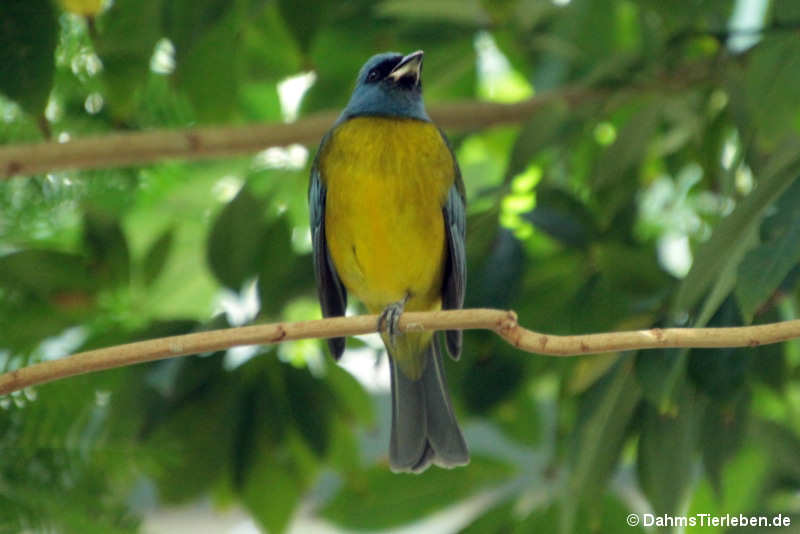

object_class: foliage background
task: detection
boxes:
[2,0,800,532]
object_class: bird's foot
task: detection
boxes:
[377,294,410,341]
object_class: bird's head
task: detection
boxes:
[341,51,429,121]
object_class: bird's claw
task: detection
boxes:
[377,294,410,341]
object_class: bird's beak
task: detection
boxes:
[388,50,423,85]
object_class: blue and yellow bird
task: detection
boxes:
[309,51,469,473]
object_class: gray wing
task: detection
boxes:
[309,142,347,360]
[441,162,466,360]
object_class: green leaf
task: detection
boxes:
[239,81,283,122]
[0,250,93,297]
[459,500,517,534]
[322,456,514,530]
[376,0,489,25]
[735,178,800,321]
[467,228,525,310]
[284,365,333,457]
[230,356,292,488]
[165,0,243,121]
[0,0,58,118]
[94,0,163,120]
[243,3,302,81]
[141,227,174,286]
[241,433,312,534]
[503,105,572,185]
[462,348,526,413]
[687,296,751,399]
[748,418,800,482]
[637,384,703,517]
[749,310,788,391]
[277,0,331,52]
[699,392,749,493]
[563,358,641,533]
[83,210,131,288]
[147,373,237,503]
[325,360,375,427]
[593,103,661,190]
[257,217,313,317]
[673,138,800,316]
[743,36,800,146]
[718,445,769,515]
[207,186,265,290]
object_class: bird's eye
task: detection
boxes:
[366,69,380,82]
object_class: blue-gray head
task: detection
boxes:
[339,51,430,122]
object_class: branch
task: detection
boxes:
[0,86,595,179]
[2,308,800,395]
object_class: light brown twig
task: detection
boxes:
[0,87,592,179]
[1,308,799,395]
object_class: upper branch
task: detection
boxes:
[0,85,595,179]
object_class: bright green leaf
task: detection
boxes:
[322,456,514,530]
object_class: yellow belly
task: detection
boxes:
[320,117,454,314]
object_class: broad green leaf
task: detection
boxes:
[322,456,514,530]
[277,0,332,52]
[462,345,527,413]
[0,250,93,297]
[503,105,572,185]
[735,178,800,321]
[241,432,313,534]
[83,210,131,288]
[637,383,703,517]
[687,297,751,399]
[256,216,313,317]
[325,360,375,427]
[489,382,542,447]
[141,227,174,286]
[239,81,283,122]
[562,358,641,533]
[719,446,768,515]
[0,0,58,119]
[230,356,292,488]
[699,392,749,492]
[673,138,800,316]
[207,186,265,290]
[147,374,237,503]
[774,0,800,23]
[593,103,661,190]
[243,3,302,81]
[526,187,593,248]
[743,36,800,146]
[748,309,788,391]
[467,228,525,311]
[377,0,489,26]
[164,0,243,121]
[94,0,163,120]
[284,365,333,457]
[748,418,800,481]
[459,500,517,534]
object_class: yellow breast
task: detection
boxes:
[320,117,454,314]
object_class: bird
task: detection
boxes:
[309,50,469,473]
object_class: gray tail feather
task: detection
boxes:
[388,342,469,473]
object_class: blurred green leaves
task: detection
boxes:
[2,1,800,533]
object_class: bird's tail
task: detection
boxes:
[388,340,469,473]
